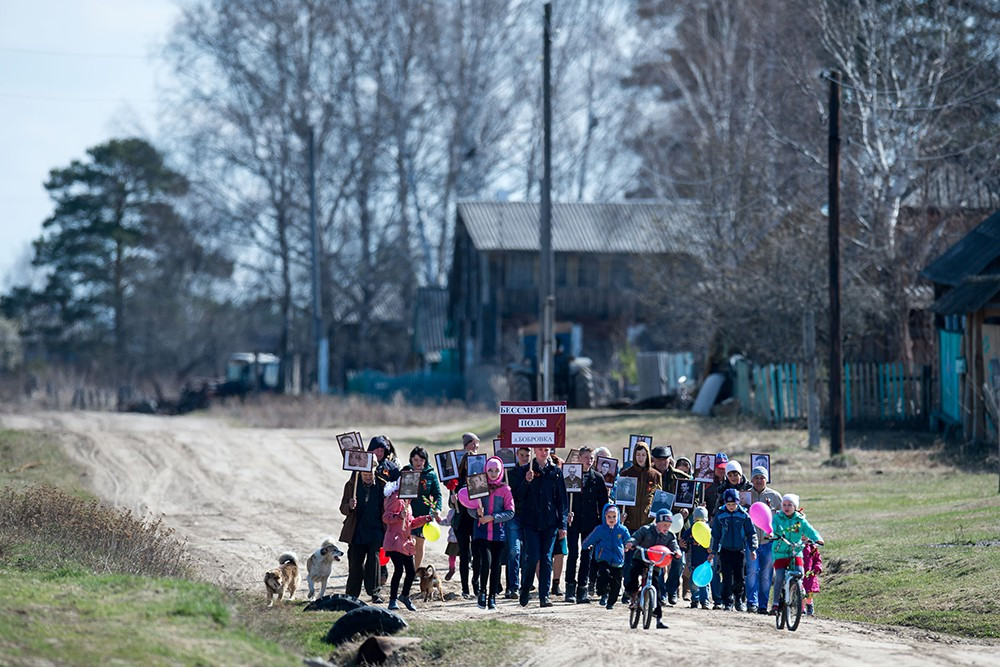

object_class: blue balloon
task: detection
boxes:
[692,560,714,588]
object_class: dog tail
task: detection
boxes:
[278,552,297,565]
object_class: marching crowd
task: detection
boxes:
[337,432,824,627]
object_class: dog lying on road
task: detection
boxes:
[416,564,445,603]
[264,552,298,607]
[306,537,344,600]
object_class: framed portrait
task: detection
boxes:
[344,449,374,472]
[467,472,490,500]
[563,463,583,493]
[596,456,618,488]
[493,439,517,468]
[435,450,459,481]
[628,434,652,451]
[750,452,771,482]
[336,431,363,452]
[693,452,715,483]
[673,479,696,509]
[739,490,753,507]
[399,470,421,499]
[465,453,487,477]
[614,476,638,507]
[564,449,581,465]
[648,489,676,518]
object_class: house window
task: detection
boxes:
[508,254,535,287]
[555,254,568,287]
[611,258,633,288]
[578,256,599,288]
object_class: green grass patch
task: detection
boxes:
[0,429,86,491]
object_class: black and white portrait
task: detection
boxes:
[750,453,771,481]
[693,452,715,483]
[465,454,487,477]
[648,489,676,518]
[563,463,583,492]
[436,450,459,481]
[336,431,363,452]
[399,470,420,499]
[597,456,618,488]
[467,472,489,499]
[674,479,696,508]
[493,439,516,468]
[614,476,638,507]
[344,449,374,472]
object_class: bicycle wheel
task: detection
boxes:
[642,587,655,630]
[775,593,786,630]
[629,594,641,629]
[787,581,803,631]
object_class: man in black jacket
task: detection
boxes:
[564,446,608,603]
[513,446,568,607]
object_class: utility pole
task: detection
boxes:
[308,126,329,395]
[539,1,555,402]
[828,71,844,457]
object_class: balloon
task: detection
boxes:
[378,547,390,567]
[749,501,773,535]
[457,487,480,510]
[692,520,711,549]
[692,560,713,588]
[422,521,441,542]
[647,545,673,568]
[668,513,684,534]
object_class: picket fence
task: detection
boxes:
[733,360,931,425]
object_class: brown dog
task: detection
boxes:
[264,552,298,607]
[416,564,445,603]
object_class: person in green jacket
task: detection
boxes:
[769,493,824,614]
[402,446,442,570]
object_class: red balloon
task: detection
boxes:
[378,547,390,566]
[647,545,673,568]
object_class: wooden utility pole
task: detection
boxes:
[828,70,844,457]
[539,2,555,401]
[308,126,328,395]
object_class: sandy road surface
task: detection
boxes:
[3,411,997,666]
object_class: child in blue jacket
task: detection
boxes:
[709,488,758,611]
[581,503,631,610]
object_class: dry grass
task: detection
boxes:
[208,393,494,429]
[0,484,192,578]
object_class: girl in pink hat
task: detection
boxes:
[468,456,515,610]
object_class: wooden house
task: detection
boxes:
[921,208,1000,441]
[449,201,700,402]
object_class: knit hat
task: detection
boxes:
[675,456,692,468]
[692,506,709,522]
[725,460,743,476]
[751,465,769,482]
[655,510,673,523]
[461,432,479,447]
[782,493,800,509]
[715,452,729,469]
[723,488,739,504]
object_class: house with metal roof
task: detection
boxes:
[449,200,701,402]
[921,208,1000,441]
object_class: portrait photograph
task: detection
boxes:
[648,489,676,518]
[739,490,753,507]
[563,463,583,492]
[465,453,487,477]
[614,476,638,507]
[628,434,652,451]
[467,472,490,499]
[693,452,715,483]
[435,450,459,481]
[399,470,420,499]
[565,449,581,465]
[674,479,695,508]
[493,439,517,468]
[750,452,771,481]
[596,456,618,487]
[336,431,363,452]
[344,449,374,472]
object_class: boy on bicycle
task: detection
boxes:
[769,493,824,615]
[623,510,682,629]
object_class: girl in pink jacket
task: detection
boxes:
[383,480,436,611]
[469,456,515,610]
[802,540,823,616]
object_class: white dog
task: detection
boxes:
[306,536,345,599]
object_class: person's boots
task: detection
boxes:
[477,593,487,610]
[551,581,562,596]
[656,618,669,630]
[576,585,590,603]
[488,595,497,610]
[564,581,576,603]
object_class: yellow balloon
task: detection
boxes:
[692,521,711,549]
[423,521,441,542]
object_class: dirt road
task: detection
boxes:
[3,411,997,666]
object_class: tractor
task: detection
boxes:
[506,322,595,408]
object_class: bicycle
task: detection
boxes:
[626,546,669,630]
[770,533,821,632]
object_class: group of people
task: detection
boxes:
[337,433,824,624]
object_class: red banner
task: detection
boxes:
[499,401,566,449]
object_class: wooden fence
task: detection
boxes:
[734,360,931,426]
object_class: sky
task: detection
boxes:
[0,0,180,286]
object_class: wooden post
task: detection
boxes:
[804,311,821,449]
[354,472,359,499]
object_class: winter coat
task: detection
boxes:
[802,543,822,593]
[748,485,783,543]
[711,505,758,554]
[513,459,568,532]
[401,463,442,518]
[627,522,681,563]
[771,510,822,560]
[581,504,631,567]
[713,475,751,515]
[620,443,662,533]
[382,491,432,556]
[508,463,529,518]
[339,474,386,545]
[574,468,609,534]
[467,483,515,542]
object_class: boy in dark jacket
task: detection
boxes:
[581,503,630,610]
[709,488,758,611]
[565,446,609,603]
[623,510,682,629]
[514,446,569,608]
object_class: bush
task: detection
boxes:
[0,484,191,578]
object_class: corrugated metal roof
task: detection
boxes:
[456,201,699,254]
[930,275,1000,315]
[921,209,1000,286]
[413,287,453,357]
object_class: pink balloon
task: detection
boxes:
[457,487,480,510]
[749,501,773,534]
